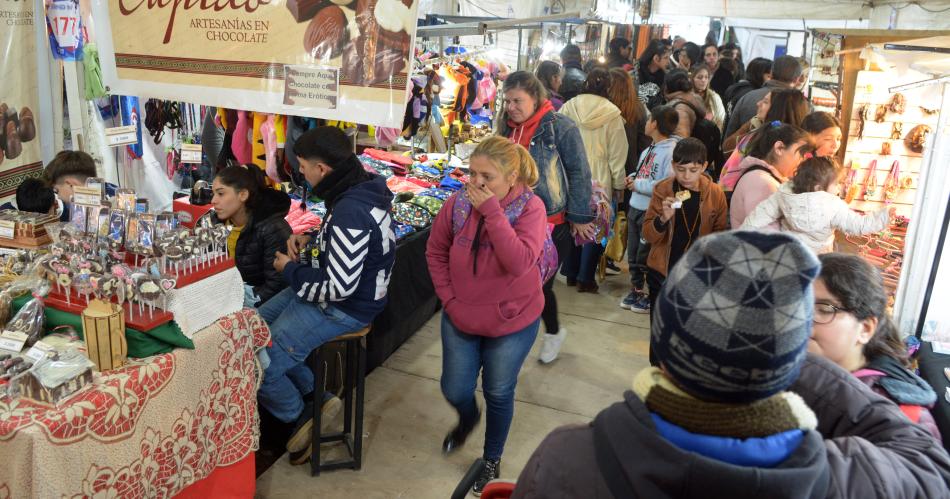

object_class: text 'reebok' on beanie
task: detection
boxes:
[651,231,820,403]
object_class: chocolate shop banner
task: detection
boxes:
[0,0,43,200]
[91,0,418,128]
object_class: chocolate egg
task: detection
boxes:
[18,107,35,143]
[304,6,348,60]
[4,121,21,160]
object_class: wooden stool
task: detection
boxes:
[307,325,371,476]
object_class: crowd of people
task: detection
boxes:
[16,32,949,497]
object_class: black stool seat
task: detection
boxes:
[307,326,371,476]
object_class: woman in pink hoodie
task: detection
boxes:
[729,123,812,228]
[426,136,547,495]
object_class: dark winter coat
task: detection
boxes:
[229,189,292,305]
[560,62,587,103]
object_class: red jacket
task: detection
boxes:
[426,186,546,337]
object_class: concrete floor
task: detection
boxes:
[255,275,651,498]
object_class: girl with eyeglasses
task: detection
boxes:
[809,253,940,440]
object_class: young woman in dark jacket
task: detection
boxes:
[212,165,292,306]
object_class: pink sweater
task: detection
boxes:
[729,156,787,229]
[426,186,547,337]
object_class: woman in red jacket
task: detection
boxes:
[426,136,547,495]
[810,253,941,440]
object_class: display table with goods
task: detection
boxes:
[0,182,271,496]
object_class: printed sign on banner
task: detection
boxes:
[0,0,45,201]
[90,0,419,128]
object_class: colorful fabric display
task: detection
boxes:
[391,202,433,228]
[394,224,416,240]
[410,195,445,215]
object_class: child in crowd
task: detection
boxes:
[802,111,843,158]
[211,165,292,306]
[729,123,812,228]
[740,157,892,254]
[15,178,57,215]
[621,105,680,313]
[811,253,941,440]
[642,138,728,357]
[426,137,547,495]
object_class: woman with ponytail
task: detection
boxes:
[426,136,548,495]
[559,68,629,292]
[212,165,292,306]
[811,253,940,440]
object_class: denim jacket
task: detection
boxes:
[499,111,594,224]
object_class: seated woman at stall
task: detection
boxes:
[809,252,941,441]
[211,165,292,307]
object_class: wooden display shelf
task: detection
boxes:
[122,254,235,289]
[45,290,174,331]
[0,234,52,250]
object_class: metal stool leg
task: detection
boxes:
[310,347,324,477]
[354,337,366,469]
[342,338,355,436]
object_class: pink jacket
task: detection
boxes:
[426,186,547,337]
[729,156,787,229]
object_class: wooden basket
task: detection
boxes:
[81,299,127,371]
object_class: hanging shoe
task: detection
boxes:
[539,328,567,364]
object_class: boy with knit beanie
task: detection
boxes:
[512,231,950,498]
[514,231,830,498]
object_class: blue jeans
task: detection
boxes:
[257,288,366,423]
[440,314,540,461]
[562,242,605,284]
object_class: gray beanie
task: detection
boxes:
[651,231,820,403]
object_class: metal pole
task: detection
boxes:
[518,28,523,70]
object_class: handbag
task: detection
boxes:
[603,209,627,262]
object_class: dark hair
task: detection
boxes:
[791,156,840,194]
[214,165,269,211]
[701,43,718,58]
[747,123,812,161]
[765,89,811,127]
[638,39,670,68]
[535,61,562,94]
[664,68,692,94]
[44,150,97,185]
[16,178,55,214]
[802,111,842,135]
[583,68,612,98]
[681,42,702,67]
[818,253,910,367]
[560,44,582,65]
[746,57,773,88]
[649,105,680,137]
[608,37,630,56]
[718,57,739,76]
[771,55,804,84]
[292,126,360,171]
[672,137,707,165]
[502,71,549,107]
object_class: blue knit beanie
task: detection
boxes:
[651,231,820,403]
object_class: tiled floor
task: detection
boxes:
[256,275,651,498]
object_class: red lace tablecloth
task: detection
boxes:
[0,309,270,498]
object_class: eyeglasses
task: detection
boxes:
[813,302,850,324]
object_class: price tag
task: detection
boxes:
[24,341,55,363]
[180,143,203,164]
[72,186,102,207]
[0,331,29,354]
[0,221,15,239]
[105,125,138,147]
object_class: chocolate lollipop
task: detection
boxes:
[181,237,197,273]
[159,277,176,311]
[138,277,162,318]
[57,270,72,306]
[96,274,119,302]
[196,229,213,268]
[212,225,230,262]
[73,273,96,305]
[164,245,184,275]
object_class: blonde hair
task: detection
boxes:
[471,136,539,187]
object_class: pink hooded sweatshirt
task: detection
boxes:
[729,156,787,229]
[426,186,546,337]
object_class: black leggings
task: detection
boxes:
[542,223,576,335]
[646,268,664,366]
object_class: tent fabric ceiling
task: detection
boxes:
[654,0,870,20]
[874,36,950,76]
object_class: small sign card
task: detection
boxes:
[72,186,103,207]
[283,65,339,110]
[0,331,29,354]
[0,221,15,239]
[180,143,203,164]
[105,125,139,147]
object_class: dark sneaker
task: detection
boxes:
[565,277,577,287]
[605,260,621,275]
[630,295,651,314]
[620,291,639,309]
[473,459,500,496]
[442,404,481,455]
[576,281,599,293]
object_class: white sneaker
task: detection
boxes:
[539,328,567,364]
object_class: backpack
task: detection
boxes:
[451,191,558,283]
[668,98,725,179]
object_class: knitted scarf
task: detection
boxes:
[632,368,817,438]
[507,100,554,149]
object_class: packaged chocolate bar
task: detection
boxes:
[69,203,88,233]
[286,0,326,22]
[115,189,136,212]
